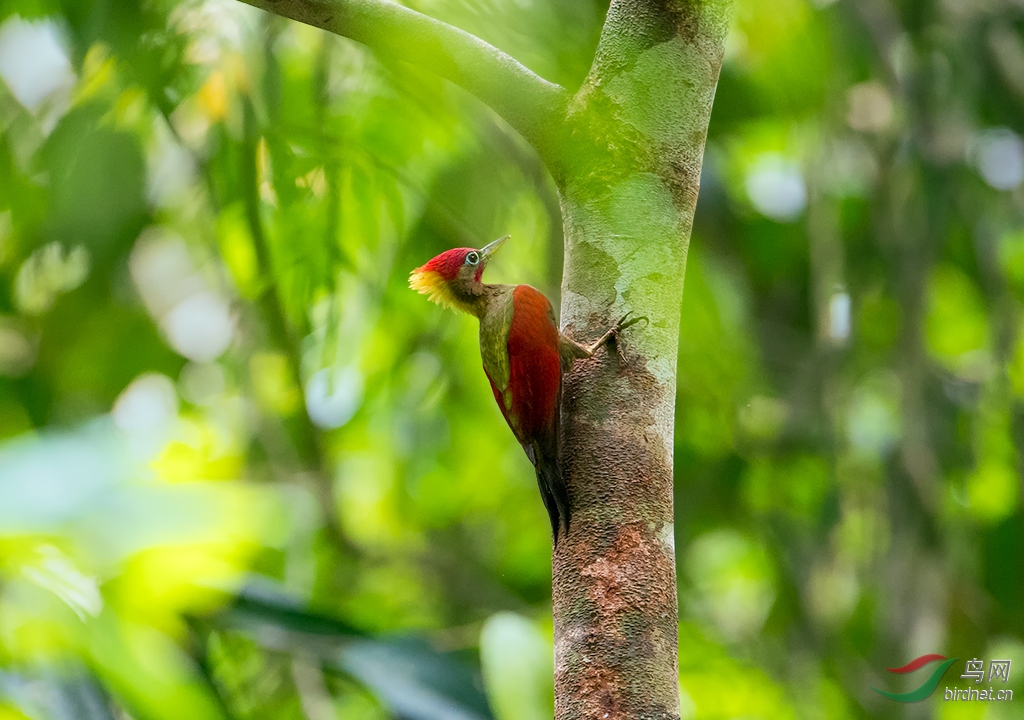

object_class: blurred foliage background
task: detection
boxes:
[0,0,1022,718]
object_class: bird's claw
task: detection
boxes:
[610,311,649,365]
[613,311,649,334]
[615,340,629,366]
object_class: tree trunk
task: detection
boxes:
[232,0,732,714]
[553,3,731,717]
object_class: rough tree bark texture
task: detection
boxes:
[552,3,730,718]
[234,0,731,716]
[552,2,737,716]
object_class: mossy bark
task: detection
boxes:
[552,2,730,717]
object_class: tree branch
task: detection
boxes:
[235,0,569,161]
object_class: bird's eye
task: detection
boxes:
[465,251,480,265]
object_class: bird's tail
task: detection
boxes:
[532,444,571,545]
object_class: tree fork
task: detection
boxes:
[231,0,732,715]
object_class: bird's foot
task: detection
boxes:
[609,311,649,364]
[612,311,649,334]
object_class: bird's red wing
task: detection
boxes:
[506,285,570,540]
[505,285,562,444]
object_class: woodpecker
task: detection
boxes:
[409,235,644,543]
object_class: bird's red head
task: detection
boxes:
[409,235,508,311]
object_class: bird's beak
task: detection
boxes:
[479,234,509,262]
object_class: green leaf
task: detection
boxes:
[0,669,120,720]
[339,638,492,720]
[479,612,552,720]
[214,581,494,720]
[218,581,366,640]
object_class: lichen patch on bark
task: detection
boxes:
[580,524,669,623]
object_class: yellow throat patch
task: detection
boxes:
[409,269,473,313]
